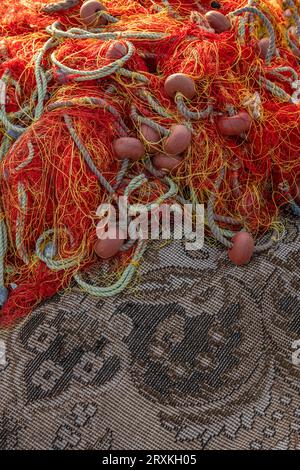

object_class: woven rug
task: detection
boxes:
[0,213,299,450]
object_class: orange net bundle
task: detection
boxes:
[0,0,299,326]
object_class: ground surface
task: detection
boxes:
[0,215,300,450]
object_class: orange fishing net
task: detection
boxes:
[0,0,299,325]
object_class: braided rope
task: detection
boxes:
[121,174,178,212]
[61,98,131,190]
[74,173,178,296]
[0,136,12,160]
[46,21,167,41]
[51,41,135,81]
[230,6,276,64]
[120,175,176,248]
[286,29,300,58]
[34,38,57,120]
[100,12,118,24]
[150,176,178,207]
[138,90,172,118]
[269,71,294,84]
[0,216,7,286]
[270,66,298,82]
[118,175,178,252]
[0,106,25,135]
[118,67,149,84]
[61,101,130,191]
[124,174,148,198]
[176,94,213,120]
[207,170,233,248]
[64,114,115,194]
[113,159,129,190]
[16,183,29,264]
[131,105,169,136]
[0,215,8,307]
[144,156,165,179]
[237,16,246,41]
[43,241,57,259]
[214,214,241,226]
[160,0,181,19]
[23,70,53,121]
[285,0,300,36]
[119,235,137,252]
[74,239,147,296]
[48,96,129,134]
[259,76,292,102]
[0,0,289,303]
[208,203,278,252]
[36,228,79,270]
[253,229,279,253]
[0,74,25,135]
[207,168,279,252]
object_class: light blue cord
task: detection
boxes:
[230,6,276,64]
[73,239,147,297]
[34,38,57,120]
[16,141,35,171]
[0,136,11,161]
[63,114,115,194]
[46,21,167,41]
[0,215,8,307]
[131,105,169,137]
[0,74,25,135]
[36,228,78,271]
[259,76,292,101]
[48,96,129,134]
[176,94,213,120]
[50,41,135,81]
[16,183,29,265]
[290,201,300,217]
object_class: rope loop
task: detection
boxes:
[230,6,276,64]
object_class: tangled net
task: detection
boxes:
[0,0,299,326]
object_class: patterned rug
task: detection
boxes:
[0,213,300,450]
